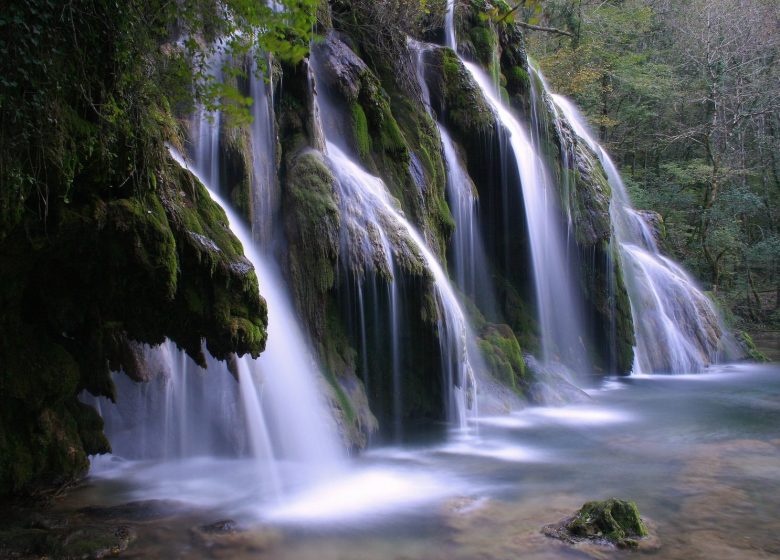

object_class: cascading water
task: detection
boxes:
[441,2,590,373]
[249,58,279,245]
[190,53,224,191]
[444,0,457,50]
[92,56,342,497]
[549,93,732,373]
[175,148,342,471]
[440,126,482,300]
[324,140,478,431]
[408,38,497,316]
[310,44,478,432]
[183,60,344,465]
[461,62,590,372]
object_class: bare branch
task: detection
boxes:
[496,3,574,37]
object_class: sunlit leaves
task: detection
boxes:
[179,0,318,122]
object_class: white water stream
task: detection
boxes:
[550,93,731,372]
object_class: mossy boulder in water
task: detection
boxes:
[544,498,649,549]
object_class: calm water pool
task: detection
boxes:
[50,363,780,559]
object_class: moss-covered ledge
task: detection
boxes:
[0,155,268,497]
[426,46,496,150]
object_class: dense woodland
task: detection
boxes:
[519,0,780,331]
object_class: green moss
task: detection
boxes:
[351,102,372,161]
[430,47,496,144]
[493,272,540,353]
[219,117,254,221]
[612,250,636,372]
[469,25,497,69]
[0,130,269,497]
[379,111,406,154]
[570,142,612,247]
[507,65,530,93]
[739,331,769,362]
[435,195,456,234]
[385,91,452,259]
[566,498,648,545]
[284,150,340,336]
[478,324,526,392]
[318,297,378,449]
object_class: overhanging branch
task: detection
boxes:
[496,4,574,38]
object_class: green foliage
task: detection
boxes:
[0,0,317,240]
[350,102,372,161]
[530,0,780,330]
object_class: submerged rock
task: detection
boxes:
[543,498,649,549]
[80,499,184,522]
[0,523,135,559]
[189,520,282,557]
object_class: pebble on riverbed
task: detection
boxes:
[542,498,651,549]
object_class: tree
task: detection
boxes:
[526,0,780,327]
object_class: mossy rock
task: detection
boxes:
[426,47,496,146]
[0,2,271,497]
[313,34,453,264]
[454,0,528,89]
[571,140,612,247]
[478,324,526,392]
[218,115,254,221]
[468,25,498,72]
[0,145,268,497]
[283,150,340,337]
[544,498,649,549]
[738,331,769,362]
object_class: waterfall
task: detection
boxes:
[441,2,589,373]
[175,76,344,468]
[175,147,342,469]
[444,0,457,50]
[310,46,478,433]
[93,342,253,460]
[324,141,478,432]
[462,63,589,372]
[93,57,343,495]
[409,38,497,316]
[549,92,732,373]
[249,58,278,245]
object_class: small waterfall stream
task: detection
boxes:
[249,57,279,244]
[409,38,497,316]
[549,93,731,372]
[323,140,478,432]
[176,146,343,470]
